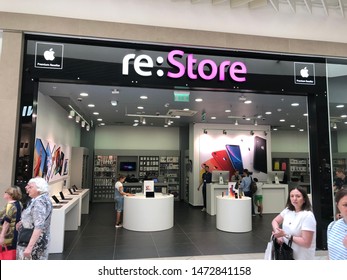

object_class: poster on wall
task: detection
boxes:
[33,138,71,183]
[199,132,268,182]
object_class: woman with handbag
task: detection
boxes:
[16,177,52,260]
[0,186,23,259]
[271,187,317,260]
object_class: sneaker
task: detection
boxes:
[201,207,206,212]
[115,223,123,228]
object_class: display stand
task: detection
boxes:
[216,196,252,233]
[123,193,174,231]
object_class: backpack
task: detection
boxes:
[250,177,257,194]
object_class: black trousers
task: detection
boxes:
[202,183,207,208]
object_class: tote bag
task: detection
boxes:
[0,246,16,260]
[264,235,274,260]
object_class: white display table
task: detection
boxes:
[49,195,80,253]
[123,193,174,231]
[262,184,288,214]
[207,183,229,216]
[66,189,90,226]
[216,196,252,233]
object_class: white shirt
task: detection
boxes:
[280,208,317,260]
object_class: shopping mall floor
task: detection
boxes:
[48,201,328,260]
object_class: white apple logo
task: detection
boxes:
[43,48,55,61]
[300,67,309,78]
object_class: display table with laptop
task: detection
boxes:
[216,195,252,233]
[123,193,174,231]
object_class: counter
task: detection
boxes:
[216,196,252,232]
[123,182,168,193]
[262,184,288,214]
[123,193,174,231]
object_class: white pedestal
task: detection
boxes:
[216,196,252,233]
[123,193,174,231]
[206,183,229,216]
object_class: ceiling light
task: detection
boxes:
[303,113,308,117]
[332,122,337,129]
[100,123,105,126]
[341,115,347,118]
[290,125,295,127]
[273,128,278,131]
[211,116,216,120]
[111,100,118,106]
[93,112,99,115]
[183,108,189,111]
[75,115,80,123]
[111,89,119,94]
[225,109,231,113]
[134,119,139,123]
[223,130,227,135]
[137,106,144,110]
[291,103,299,106]
[299,129,304,132]
[244,100,252,104]
[140,96,148,99]
[81,120,86,128]
[280,119,286,122]
[336,104,344,108]
[97,118,103,121]
[80,92,88,97]
[203,129,208,134]
[86,125,90,131]
[195,98,203,102]
[142,118,146,125]
[265,111,272,115]
[133,123,139,127]
[235,120,238,125]
[254,120,258,126]
[69,110,75,118]
[88,104,95,107]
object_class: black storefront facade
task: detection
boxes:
[17,34,333,250]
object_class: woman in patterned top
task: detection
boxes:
[16,177,52,260]
[0,186,23,249]
[327,189,347,260]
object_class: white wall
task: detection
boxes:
[0,30,2,58]
[36,92,81,195]
[94,125,179,150]
[271,130,309,153]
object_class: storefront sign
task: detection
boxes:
[34,42,64,69]
[122,50,247,83]
[294,62,315,85]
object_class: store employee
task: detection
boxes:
[197,165,212,212]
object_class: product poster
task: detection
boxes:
[199,131,268,182]
[33,138,71,183]
[143,180,154,193]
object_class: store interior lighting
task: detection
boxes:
[203,129,208,134]
[223,129,227,135]
[68,105,91,131]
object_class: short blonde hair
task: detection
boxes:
[5,186,22,200]
[28,177,49,193]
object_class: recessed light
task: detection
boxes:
[195,98,203,102]
[211,117,216,119]
[290,125,295,127]
[280,119,285,122]
[265,111,272,115]
[244,100,252,104]
[291,103,299,106]
[137,106,144,110]
[93,112,99,115]
[183,108,189,111]
[303,113,308,117]
[88,104,95,107]
[299,129,304,132]
[80,92,88,97]
[100,123,105,126]
[336,104,344,108]
[273,128,278,131]
[341,115,347,118]
[134,119,139,123]
[140,96,148,99]
[97,118,102,121]
[225,109,231,113]
[111,100,118,106]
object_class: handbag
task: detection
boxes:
[18,228,34,246]
[0,246,16,260]
[273,237,294,260]
[264,235,275,260]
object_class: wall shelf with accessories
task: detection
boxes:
[332,155,347,172]
[93,155,117,202]
[160,156,180,200]
[138,156,160,180]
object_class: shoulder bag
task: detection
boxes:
[273,237,294,260]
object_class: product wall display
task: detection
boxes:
[93,155,117,202]
[160,156,180,199]
[272,157,310,183]
[138,156,159,180]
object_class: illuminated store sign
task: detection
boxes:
[122,50,247,82]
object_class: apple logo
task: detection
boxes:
[300,67,309,78]
[43,48,55,61]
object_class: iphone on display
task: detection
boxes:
[253,136,267,173]
[225,144,244,172]
[212,150,235,174]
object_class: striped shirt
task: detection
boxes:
[327,219,347,260]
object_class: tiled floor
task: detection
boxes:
[48,201,328,260]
